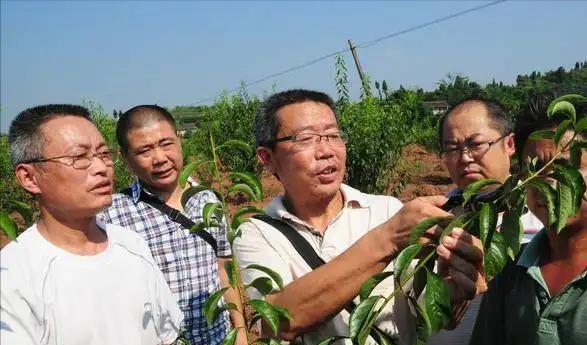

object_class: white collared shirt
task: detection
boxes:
[234,184,415,345]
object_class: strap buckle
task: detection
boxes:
[168,208,181,221]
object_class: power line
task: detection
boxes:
[190,0,506,105]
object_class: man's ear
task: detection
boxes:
[257,147,276,174]
[505,133,516,157]
[14,164,41,195]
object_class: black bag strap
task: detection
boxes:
[121,187,218,255]
[253,214,390,344]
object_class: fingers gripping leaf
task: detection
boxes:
[409,217,452,245]
[249,299,285,336]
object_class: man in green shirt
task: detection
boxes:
[470,109,587,345]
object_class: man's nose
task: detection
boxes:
[315,136,336,158]
[151,146,167,164]
[458,147,475,163]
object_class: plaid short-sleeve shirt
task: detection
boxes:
[98,179,231,345]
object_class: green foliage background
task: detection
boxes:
[1,60,586,218]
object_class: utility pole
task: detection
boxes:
[347,39,371,97]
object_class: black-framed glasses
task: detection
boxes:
[267,132,349,149]
[441,134,510,161]
[22,149,116,170]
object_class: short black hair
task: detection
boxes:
[438,98,514,150]
[254,89,336,148]
[8,104,93,167]
[116,104,177,152]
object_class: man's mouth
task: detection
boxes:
[153,168,173,178]
[91,180,112,193]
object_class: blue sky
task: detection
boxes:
[1,0,586,132]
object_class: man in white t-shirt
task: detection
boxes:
[428,98,543,345]
[1,104,183,345]
[233,89,488,344]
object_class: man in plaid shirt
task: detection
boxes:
[98,105,246,345]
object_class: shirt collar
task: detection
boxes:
[130,176,197,204]
[517,228,547,268]
[266,183,370,222]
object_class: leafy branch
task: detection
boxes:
[320,94,586,345]
[180,132,290,345]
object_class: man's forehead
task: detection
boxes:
[40,116,102,144]
[275,101,338,132]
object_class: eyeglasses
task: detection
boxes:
[441,134,510,161]
[22,149,116,170]
[268,132,349,150]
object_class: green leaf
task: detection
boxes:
[203,287,229,325]
[546,94,586,118]
[249,299,281,335]
[575,117,587,134]
[408,295,432,345]
[349,295,380,341]
[220,327,238,345]
[440,212,476,239]
[0,211,18,242]
[224,260,236,288]
[479,202,498,250]
[409,216,452,245]
[394,244,422,285]
[273,304,293,321]
[527,179,557,227]
[371,327,397,345]
[528,130,555,141]
[178,158,211,188]
[484,231,507,279]
[8,200,33,224]
[316,336,349,345]
[228,218,245,243]
[555,180,574,234]
[181,185,212,210]
[216,139,253,157]
[550,100,576,123]
[228,172,264,199]
[570,146,582,168]
[359,271,394,301]
[500,207,524,260]
[233,205,265,220]
[227,183,258,201]
[247,277,275,296]
[553,164,587,212]
[462,178,500,205]
[425,269,451,332]
[203,202,223,227]
[554,119,572,146]
[245,264,284,290]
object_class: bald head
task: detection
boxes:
[438,99,513,150]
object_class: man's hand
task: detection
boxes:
[437,227,487,304]
[383,196,452,253]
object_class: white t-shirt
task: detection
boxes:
[234,184,415,345]
[0,220,184,345]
